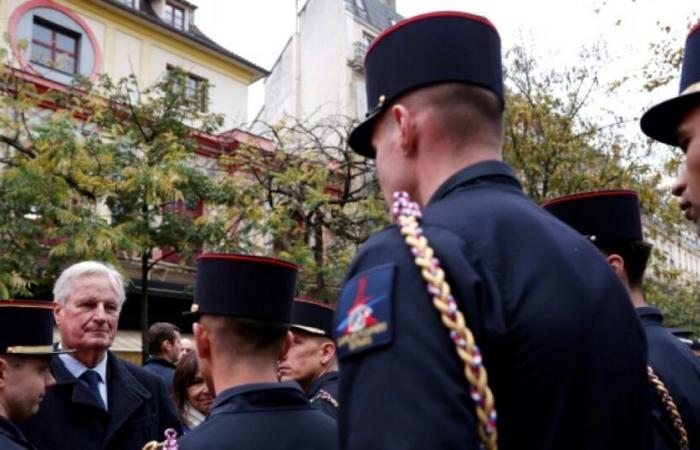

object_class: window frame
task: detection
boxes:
[164,2,186,30]
[30,16,81,76]
[166,65,209,112]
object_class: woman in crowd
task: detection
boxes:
[172,351,213,433]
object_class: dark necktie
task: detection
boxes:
[80,370,105,410]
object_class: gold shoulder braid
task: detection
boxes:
[648,366,690,449]
[311,389,340,408]
[142,428,179,450]
[392,191,497,450]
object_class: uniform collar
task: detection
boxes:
[209,381,307,417]
[0,415,34,449]
[306,371,339,397]
[428,160,521,205]
[636,306,664,325]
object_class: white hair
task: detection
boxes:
[53,261,126,307]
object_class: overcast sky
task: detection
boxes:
[194,0,697,122]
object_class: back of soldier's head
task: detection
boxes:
[403,82,504,150]
[201,315,289,359]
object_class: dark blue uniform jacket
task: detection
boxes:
[640,307,700,450]
[18,352,181,450]
[0,416,34,450]
[307,371,339,419]
[178,381,338,450]
[335,161,652,450]
[143,357,176,391]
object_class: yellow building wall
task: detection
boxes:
[0,0,259,128]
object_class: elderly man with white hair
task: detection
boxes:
[18,261,181,450]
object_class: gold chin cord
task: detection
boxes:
[142,428,179,450]
[392,191,498,450]
[648,366,690,450]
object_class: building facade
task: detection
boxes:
[257,0,401,124]
[1,0,267,129]
[0,0,269,358]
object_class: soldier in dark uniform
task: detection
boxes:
[0,300,70,450]
[177,254,338,450]
[642,23,700,235]
[278,299,339,419]
[543,189,700,450]
[335,11,652,450]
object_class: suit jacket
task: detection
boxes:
[18,351,182,450]
[143,357,176,391]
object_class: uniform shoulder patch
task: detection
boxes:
[334,263,395,358]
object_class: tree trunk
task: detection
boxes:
[140,249,150,364]
[313,224,325,298]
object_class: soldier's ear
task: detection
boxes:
[193,323,210,360]
[319,340,336,365]
[606,254,627,284]
[391,104,417,157]
[278,331,293,362]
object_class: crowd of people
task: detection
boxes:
[1,8,700,450]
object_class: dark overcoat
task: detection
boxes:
[18,351,181,450]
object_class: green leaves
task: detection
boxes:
[0,59,234,297]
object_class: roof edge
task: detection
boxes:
[101,0,269,78]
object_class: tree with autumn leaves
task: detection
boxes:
[0,60,243,360]
[504,44,700,334]
[219,117,386,301]
[0,39,698,337]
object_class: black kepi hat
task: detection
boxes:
[542,190,643,242]
[0,300,68,355]
[191,253,298,323]
[641,23,700,146]
[290,298,334,337]
[349,11,504,158]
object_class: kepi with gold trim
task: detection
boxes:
[0,299,68,355]
[290,299,334,337]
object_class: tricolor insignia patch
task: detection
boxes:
[334,263,395,358]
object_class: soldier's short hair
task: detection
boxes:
[202,315,289,357]
[405,83,504,148]
[598,240,653,288]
